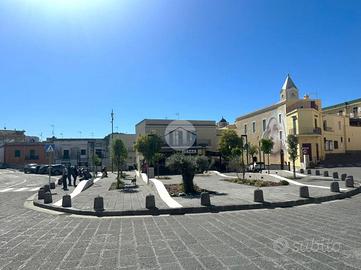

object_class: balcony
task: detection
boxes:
[289,127,322,136]
[323,126,334,132]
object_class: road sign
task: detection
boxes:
[45,144,55,153]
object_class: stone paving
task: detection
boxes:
[70,173,169,211]
[1,189,361,269]
[158,173,357,208]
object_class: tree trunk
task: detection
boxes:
[268,154,270,174]
[241,151,245,180]
[293,160,296,179]
[182,172,195,194]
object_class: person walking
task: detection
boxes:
[72,166,78,187]
[67,165,72,186]
[62,166,68,191]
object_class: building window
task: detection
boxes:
[348,138,351,142]
[278,114,282,124]
[279,131,283,140]
[338,121,342,130]
[80,149,86,155]
[63,150,70,159]
[244,124,247,134]
[334,141,338,149]
[262,119,266,132]
[341,137,343,143]
[15,150,21,158]
[95,149,103,158]
[338,110,343,115]
[314,118,318,128]
[353,107,358,116]
[252,122,256,133]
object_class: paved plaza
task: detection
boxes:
[0,169,361,269]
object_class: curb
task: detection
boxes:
[33,185,361,217]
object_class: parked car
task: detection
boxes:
[24,163,40,174]
[247,162,266,173]
[38,164,65,175]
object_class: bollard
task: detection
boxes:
[315,170,320,176]
[300,186,310,198]
[38,188,45,200]
[200,192,211,206]
[254,189,264,203]
[346,175,354,181]
[341,174,347,181]
[300,169,304,174]
[324,171,329,177]
[333,172,339,179]
[307,169,312,175]
[94,196,104,212]
[44,192,52,204]
[330,182,340,193]
[145,194,156,209]
[43,184,50,193]
[50,182,56,190]
[62,195,72,207]
[345,177,354,188]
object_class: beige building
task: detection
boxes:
[233,75,361,168]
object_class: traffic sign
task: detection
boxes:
[45,144,55,153]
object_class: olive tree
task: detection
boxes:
[260,138,274,173]
[287,134,299,179]
[134,134,162,166]
[112,139,128,189]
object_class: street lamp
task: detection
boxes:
[111,109,114,173]
[241,134,249,165]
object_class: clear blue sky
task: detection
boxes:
[1,0,360,139]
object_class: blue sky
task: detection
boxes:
[1,0,360,139]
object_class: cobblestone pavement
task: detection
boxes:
[1,170,361,270]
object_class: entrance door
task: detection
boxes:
[316,143,319,161]
[302,143,312,161]
[280,150,285,169]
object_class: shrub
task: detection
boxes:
[280,180,290,185]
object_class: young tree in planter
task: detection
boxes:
[166,153,197,194]
[260,139,274,173]
[153,153,165,178]
[219,130,243,170]
[112,139,128,189]
[247,144,259,163]
[230,145,246,180]
[134,134,162,166]
[287,134,299,179]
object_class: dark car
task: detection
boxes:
[38,164,64,175]
[24,163,40,174]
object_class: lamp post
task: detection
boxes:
[111,110,114,173]
[241,134,249,165]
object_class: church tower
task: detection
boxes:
[280,74,299,102]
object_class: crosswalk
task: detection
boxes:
[0,187,40,193]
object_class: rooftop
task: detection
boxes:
[323,97,361,111]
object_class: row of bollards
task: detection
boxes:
[300,169,354,182]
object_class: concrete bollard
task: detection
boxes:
[94,196,104,212]
[62,195,72,207]
[315,170,320,176]
[324,171,329,177]
[50,182,56,189]
[300,169,304,174]
[200,192,211,206]
[44,192,53,204]
[145,194,156,209]
[330,182,340,193]
[43,184,50,193]
[307,169,312,175]
[333,172,339,179]
[346,175,354,181]
[254,189,264,203]
[38,188,45,200]
[345,178,354,188]
[341,174,347,181]
[300,186,310,198]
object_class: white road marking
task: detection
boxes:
[0,188,13,193]
[0,187,41,193]
[13,188,28,192]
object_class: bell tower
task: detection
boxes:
[280,74,299,102]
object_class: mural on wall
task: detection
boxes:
[262,109,286,158]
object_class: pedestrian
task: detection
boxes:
[67,165,72,186]
[72,166,78,187]
[62,167,68,191]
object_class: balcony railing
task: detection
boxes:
[289,127,322,136]
[324,126,334,132]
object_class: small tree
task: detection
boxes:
[153,153,165,178]
[92,154,102,174]
[219,130,243,170]
[287,135,298,179]
[231,146,246,180]
[247,144,259,163]
[260,139,274,173]
[134,134,162,166]
[112,139,128,189]
[196,156,210,173]
[166,153,197,194]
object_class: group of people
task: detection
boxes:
[59,165,92,191]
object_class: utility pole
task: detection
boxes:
[111,109,114,173]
